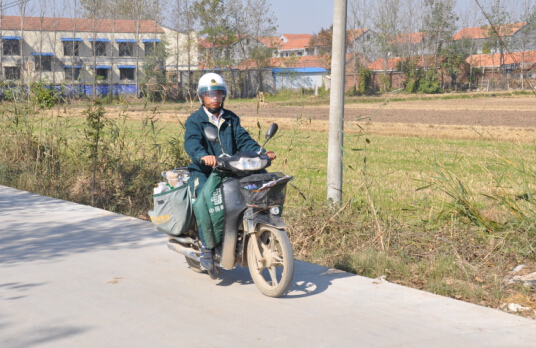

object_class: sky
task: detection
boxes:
[6,0,485,36]
[270,0,334,35]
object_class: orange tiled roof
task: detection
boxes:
[392,32,425,45]
[281,34,312,40]
[0,16,163,33]
[256,36,282,49]
[281,38,313,50]
[348,28,368,41]
[466,50,536,67]
[198,34,248,49]
[368,57,402,70]
[368,55,442,70]
[453,22,526,40]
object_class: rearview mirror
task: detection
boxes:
[204,126,218,143]
[265,123,278,140]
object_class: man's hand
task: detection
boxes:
[201,155,217,168]
[266,151,276,160]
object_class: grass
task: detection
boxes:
[0,97,535,318]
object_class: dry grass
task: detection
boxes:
[2,94,535,319]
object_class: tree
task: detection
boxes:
[193,0,237,69]
[81,0,107,101]
[514,0,536,90]
[245,1,278,63]
[81,0,162,21]
[421,0,458,69]
[141,37,169,100]
[372,0,401,90]
[309,26,338,67]
[171,0,197,93]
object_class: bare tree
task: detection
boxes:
[348,0,372,86]
[38,0,48,81]
[1,0,4,82]
[421,0,458,69]
[172,0,197,93]
[458,1,483,89]
[244,0,278,94]
[372,0,401,90]
[513,0,536,89]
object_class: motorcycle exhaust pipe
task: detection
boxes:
[167,242,201,262]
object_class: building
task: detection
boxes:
[453,22,532,54]
[347,28,380,62]
[0,16,196,95]
[198,35,280,68]
[278,34,314,57]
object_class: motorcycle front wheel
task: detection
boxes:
[247,225,294,297]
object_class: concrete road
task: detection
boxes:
[1,185,535,348]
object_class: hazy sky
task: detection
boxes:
[270,0,334,35]
[7,0,481,35]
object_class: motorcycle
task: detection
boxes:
[167,123,295,298]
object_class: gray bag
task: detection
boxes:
[149,183,194,236]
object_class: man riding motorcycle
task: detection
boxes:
[184,73,276,271]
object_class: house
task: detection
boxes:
[466,50,536,72]
[453,22,532,54]
[347,28,381,62]
[277,34,314,57]
[368,55,442,72]
[198,35,280,69]
[272,67,327,90]
[389,32,438,57]
[0,15,195,95]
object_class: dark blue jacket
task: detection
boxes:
[184,106,262,194]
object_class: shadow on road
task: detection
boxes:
[0,186,161,264]
[214,260,354,298]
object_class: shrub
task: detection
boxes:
[358,68,372,93]
[419,70,443,94]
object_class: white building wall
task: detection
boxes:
[0,27,196,85]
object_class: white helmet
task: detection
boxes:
[197,73,228,104]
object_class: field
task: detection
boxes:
[1,91,535,317]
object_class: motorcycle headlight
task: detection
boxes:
[229,157,268,171]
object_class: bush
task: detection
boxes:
[345,86,359,96]
[418,71,443,94]
[32,84,58,110]
[358,68,372,93]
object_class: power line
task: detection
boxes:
[473,0,536,94]
[1,0,31,13]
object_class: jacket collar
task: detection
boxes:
[197,105,231,124]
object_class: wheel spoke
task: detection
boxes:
[268,266,278,287]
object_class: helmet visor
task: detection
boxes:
[200,90,226,99]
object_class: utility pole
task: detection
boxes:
[327,0,347,206]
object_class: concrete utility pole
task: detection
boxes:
[327,0,348,206]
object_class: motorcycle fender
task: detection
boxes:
[241,214,286,267]
[245,213,286,233]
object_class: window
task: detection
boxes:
[3,40,20,55]
[64,67,81,80]
[144,42,160,56]
[35,55,52,72]
[96,68,108,80]
[119,68,135,81]
[297,51,303,56]
[5,67,20,80]
[366,34,370,41]
[91,42,107,57]
[63,42,79,56]
[119,42,133,57]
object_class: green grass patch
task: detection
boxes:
[1,101,535,316]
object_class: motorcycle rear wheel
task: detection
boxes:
[247,225,294,297]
